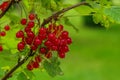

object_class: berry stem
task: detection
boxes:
[1,50,34,80]
[0,0,21,18]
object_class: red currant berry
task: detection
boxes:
[51,45,58,51]
[58,52,65,58]
[27,64,33,70]
[1,1,9,11]
[61,31,69,39]
[26,31,35,38]
[0,45,3,52]
[44,40,52,47]
[21,18,27,25]
[32,61,39,68]
[27,21,35,28]
[4,25,10,31]
[29,13,36,20]
[54,38,60,46]
[39,27,46,35]
[24,27,31,32]
[40,47,47,54]
[16,30,24,38]
[48,33,56,41]
[60,39,67,46]
[35,55,42,63]
[63,45,69,52]
[0,31,6,36]
[67,37,72,44]
[25,37,33,45]
[17,42,25,51]
[33,37,42,46]
[31,45,37,50]
[59,24,63,31]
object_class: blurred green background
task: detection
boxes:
[1,0,120,80]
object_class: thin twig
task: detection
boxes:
[0,0,21,18]
[1,50,33,80]
[41,1,90,26]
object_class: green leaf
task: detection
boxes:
[43,57,63,77]
[75,5,93,15]
[63,17,79,32]
[17,72,28,80]
[104,6,120,23]
[24,68,35,79]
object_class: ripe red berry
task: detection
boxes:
[35,55,42,63]
[0,45,3,52]
[60,39,67,46]
[0,31,6,36]
[27,21,35,28]
[1,1,9,11]
[17,42,25,51]
[58,24,63,31]
[24,27,31,32]
[32,61,39,68]
[31,45,37,50]
[40,47,47,54]
[16,30,24,38]
[33,37,42,46]
[4,25,10,31]
[48,33,56,41]
[25,37,33,45]
[44,40,52,47]
[29,13,36,20]
[39,27,46,34]
[51,45,58,51]
[61,31,69,39]
[67,37,72,44]
[26,31,35,38]
[21,18,27,25]
[27,64,33,70]
[58,52,65,58]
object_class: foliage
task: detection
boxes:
[0,0,120,80]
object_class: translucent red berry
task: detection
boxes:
[27,21,35,28]
[35,55,42,63]
[26,31,35,38]
[32,61,39,68]
[58,52,65,58]
[17,42,25,51]
[27,64,33,70]
[29,13,36,20]
[67,37,72,44]
[4,25,10,31]
[16,30,24,38]
[21,18,27,25]
[25,37,33,45]
[0,45,3,52]
[33,37,42,46]
[61,31,69,39]
[40,47,47,54]
[39,27,46,34]
[31,45,37,50]
[0,31,6,36]
[48,33,56,41]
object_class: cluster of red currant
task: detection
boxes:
[0,25,10,52]
[0,1,9,12]
[16,13,72,70]
[27,55,42,70]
